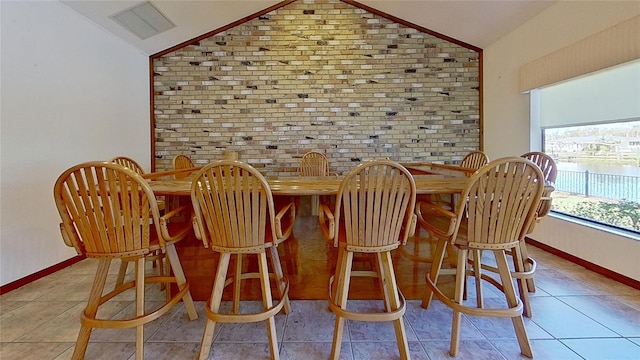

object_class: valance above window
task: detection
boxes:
[520,15,639,92]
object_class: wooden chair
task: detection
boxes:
[420,157,544,358]
[299,151,335,215]
[191,160,295,360]
[110,155,145,174]
[407,151,489,265]
[319,159,417,360]
[299,150,331,176]
[110,156,165,289]
[460,150,489,170]
[54,161,198,360]
[520,151,557,294]
[172,154,195,180]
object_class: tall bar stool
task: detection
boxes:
[319,159,417,360]
[54,161,198,360]
[110,156,166,290]
[520,151,557,295]
[406,150,489,265]
[191,160,296,360]
[421,157,544,358]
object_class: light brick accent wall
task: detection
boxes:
[153,0,480,176]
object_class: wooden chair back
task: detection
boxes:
[453,157,544,248]
[173,154,195,180]
[300,151,330,176]
[521,151,557,183]
[110,156,145,175]
[54,161,161,258]
[521,151,557,228]
[332,159,417,251]
[173,154,194,170]
[191,160,279,253]
[460,150,489,170]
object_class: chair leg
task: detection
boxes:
[165,244,198,320]
[375,253,391,312]
[450,248,468,357]
[72,259,110,360]
[379,251,410,360]
[473,249,483,309]
[156,250,166,291]
[233,253,243,314]
[521,237,536,292]
[512,244,533,318]
[269,246,292,314]
[258,252,280,360]
[330,248,353,360]
[134,257,145,360]
[115,260,128,288]
[494,250,533,358]
[199,253,231,360]
[421,237,448,309]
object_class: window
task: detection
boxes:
[534,60,640,234]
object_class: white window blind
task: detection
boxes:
[538,60,640,128]
[520,15,640,93]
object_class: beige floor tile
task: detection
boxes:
[283,300,348,342]
[201,342,275,360]
[529,296,620,339]
[421,339,505,360]
[129,342,200,360]
[0,301,78,342]
[404,300,485,341]
[557,295,640,337]
[53,342,136,360]
[281,341,354,360]
[345,300,418,342]
[351,341,428,360]
[0,342,73,360]
[492,338,582,359]
[561,338,640,360]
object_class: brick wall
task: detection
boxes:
[152,0,480,176]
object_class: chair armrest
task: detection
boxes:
[191,217,209,248]
[400,213,418,245]
[59,222,84,254]
[318,203,335,241]
[415,201,457,238]
[158,205,193,243]
[274,201,296,241]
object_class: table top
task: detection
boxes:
[148,163,468,196]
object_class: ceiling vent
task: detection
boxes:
[110,2,175,40]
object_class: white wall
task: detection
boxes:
[0,1,150,286]
[483,1,640,280]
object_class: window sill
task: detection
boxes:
[549,211,640,242]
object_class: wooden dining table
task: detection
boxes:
[143,163,470,301]
[146,162,469,197]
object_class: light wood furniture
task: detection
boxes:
[407,152,489,265]
[54,161,197,360]
[147,166,466,301]
[299,150,336,215]
[420,157,544,358]
[319,159,417,360]
[299,150,331,176]
[110,155,145,174]
[172,154,195,179]
[149,172,467,197]
[190,160,295,360]
[521,151,558,294]
[110,156,166,289]
[460,150,489,170]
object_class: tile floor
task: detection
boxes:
[1,217,640,360]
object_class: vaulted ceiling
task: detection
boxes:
[62,0,556,55]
